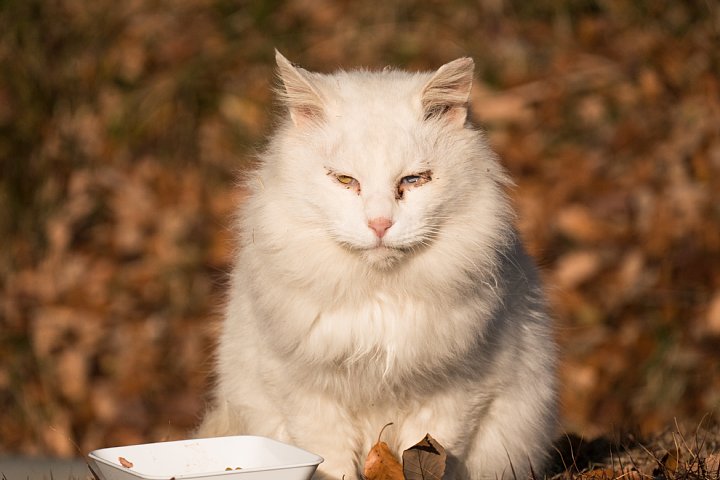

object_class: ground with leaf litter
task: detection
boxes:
[1,0,719,477]
[359,423,720,480]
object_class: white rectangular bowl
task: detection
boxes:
[87,436,324,480]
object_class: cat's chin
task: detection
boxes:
[359,246,405,269]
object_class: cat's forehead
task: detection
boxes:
[331,68,431,92]
[297,69,439,173]
[320,69,432,118]
[324,114,432,177]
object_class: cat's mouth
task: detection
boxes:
[338,230,433,268]
[352,230,436,267]
[357,235,427,268]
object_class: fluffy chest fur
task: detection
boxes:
[242,265,497,382]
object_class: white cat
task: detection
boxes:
[197,51,557,480]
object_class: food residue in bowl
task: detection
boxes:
[119,456,134,468]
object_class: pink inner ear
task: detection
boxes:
[446,105,468,124]
[276,51,325,126]
[290,104,324,126]
[421,57,474,125]
[422,102,468,126]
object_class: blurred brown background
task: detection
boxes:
[1,0,719,458]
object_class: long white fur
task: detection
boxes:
[197,51,557,480]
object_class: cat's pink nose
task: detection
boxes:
[368,217,393,238]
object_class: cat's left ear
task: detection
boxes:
[421,57,474,126]
[275,50,325,127]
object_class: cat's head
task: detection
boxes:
[258,51,510,271]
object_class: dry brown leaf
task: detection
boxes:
[553,250,603,288]
[364,424,403,480]
[703,293,720,336]
[704,452,720,474]
[653,451,679,478]
[577,467,612,479]
[577,466,641,480]
[402,434,447,480]
[621,469,643,480]
[662,451,678,476]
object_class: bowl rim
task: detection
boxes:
[87,435,324,480]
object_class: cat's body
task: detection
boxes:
[197,52,557,480]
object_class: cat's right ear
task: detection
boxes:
[275,50,325,127]
[421,57,474,127]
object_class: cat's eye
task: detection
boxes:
[400,175,421,185]
[397,170,432,198]
[336,175,356,185]
[332,173,361,193]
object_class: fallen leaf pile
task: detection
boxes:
[369,425,720,480]
[1,0,719,459]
